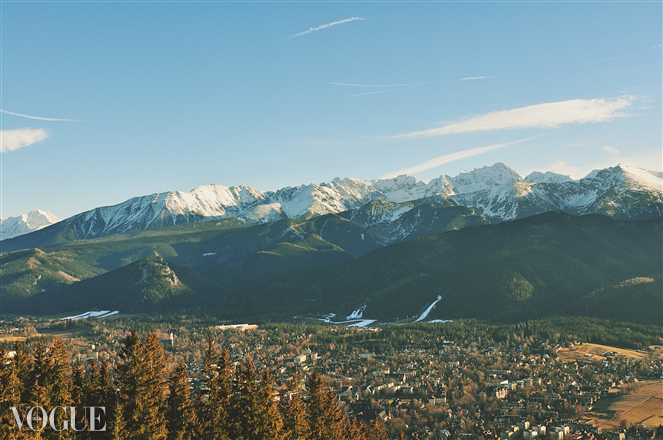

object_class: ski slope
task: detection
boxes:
[415,296,442,322]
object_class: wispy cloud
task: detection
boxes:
[330,81,433,88]
[347,85,425,98]
[1,128,49,153]
[331,76,494,97]
[330,80,432,97]
[1,109,81,122]
[391,97,635,140]
[588,43,662,64]
[289,17,364,38]
[603,145,620,155]
[460,76,496,81]
[380,136,541,179]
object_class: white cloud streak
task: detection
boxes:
[330,81,434,88]
[381,136,542,179]
[289,17,364,38]
[391,97,635,140]
[331,76,493,97]
[1,128,49,152]
[589,43,662,64]
[347,85,424,98]
[1,109,81,122]
[460,76,496,81]
[603,145,620,155]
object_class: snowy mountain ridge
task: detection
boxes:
[0,209,60,241]
[4,163,662,243]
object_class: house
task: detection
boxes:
[428,394,446,405]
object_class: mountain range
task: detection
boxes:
[1,162,661,324]
[2,163,662,251]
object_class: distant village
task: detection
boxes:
[1,317,662,439]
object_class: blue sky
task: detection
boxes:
[1,1,661,219]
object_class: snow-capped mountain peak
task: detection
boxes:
[448,162,523,195]
[582,164,663,192]
[524,171,573,184]
[614,163,663,191]
[0,209,60,240]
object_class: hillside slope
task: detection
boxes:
[239,213,662,323]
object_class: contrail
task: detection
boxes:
[0,109,82,122]
[588,43,662,65]
[332,76,494,97]
[347,85,424,98]
[289,17,364,38]
[330,81,435,88]
[461,76,497,81]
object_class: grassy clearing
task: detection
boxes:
[0,336,27,343]
[557,342,654,363]
[589,380,663,429]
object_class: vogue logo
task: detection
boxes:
[10,406,106,432]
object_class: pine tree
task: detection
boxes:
[197,338,231,440]
[26,342,52,437]
[366,418,390,440]
[321,388,347,440]
[85,359,116,439]
[345,416,367,440]
[71,365,88,437]
[306,370,346,440]
[0,348,25,440]
[280,392,310,440]
[166,362,196,440]
[72,365,86,407]
[27,379,50,440]
[29,342,50,402]
[114,329,168,440]
[280,369,310,440]
[13,343,32,404]
[230,359,261,440]
[254,370,283,440]
[306,370,326,439]
[46,338,74,439]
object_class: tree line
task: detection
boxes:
[0,331,390,440]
